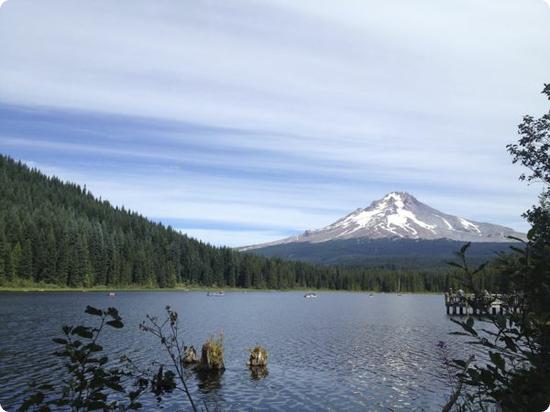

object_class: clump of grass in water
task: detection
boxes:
[200,333,225,370]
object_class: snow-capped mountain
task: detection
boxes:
[242,192,525,251]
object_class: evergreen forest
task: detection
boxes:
[0,154,505,292]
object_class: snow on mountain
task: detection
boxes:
[241,192,525,251]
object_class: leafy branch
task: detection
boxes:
[19,306,176,412]
[139,306,199,412]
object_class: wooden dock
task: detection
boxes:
[444,290,522,316]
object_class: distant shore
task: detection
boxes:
[0,284,443,294]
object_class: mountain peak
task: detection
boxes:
[383,191,415,200]
[335,192,437,238]
[241,192,526,251]
[376,192,419,207]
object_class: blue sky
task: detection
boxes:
[0,0,549,246]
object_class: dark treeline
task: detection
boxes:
[0,155,502,292]
[250,237,512,268]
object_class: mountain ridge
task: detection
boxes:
[241,192,525,252]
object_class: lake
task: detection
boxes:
[0,291,471,411]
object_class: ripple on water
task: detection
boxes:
[0,292,471,411]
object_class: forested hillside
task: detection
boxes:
[0,155,501,292]
[247,237,513,267]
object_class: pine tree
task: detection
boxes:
[42,229,57,284]
[19,239,33,280]
[55,230,69,285]
[4,245,14,282]
[166,262,177,288]
[0,229,7,284]
[0,245,5,285]
[11,242,22,278]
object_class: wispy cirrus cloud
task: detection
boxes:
[0,0,548,245]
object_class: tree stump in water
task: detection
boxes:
[248,346,268,380]
[200,335,225,371]
[247,346,268,368]
[182,345,198,365]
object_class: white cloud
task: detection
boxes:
[175,228,291,248]
[0,0,548,245]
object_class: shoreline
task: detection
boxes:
[0,285,443,294]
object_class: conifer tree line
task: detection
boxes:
[0,155,500,291]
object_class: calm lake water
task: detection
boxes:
[0,291,471,411]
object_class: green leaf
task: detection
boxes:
[106,319,124,329]
[86,400,107,410]
[467,368,481,380]
[489,352,505,371]
[85,306,103,316]
[20,392,45,409]
[53,350,70,357]
[72,326,93,339]
[495,315,506,330]
[107,307,119,318]
[451,317,478,337]
[104,381,124,392]
[90,392,107,401]
[84,343,103,352]
[503,336,518,352]
[52,338,68,345]
[480,369,495,387]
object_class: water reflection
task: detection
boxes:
[249,366,269,380]
[196,369,224,392]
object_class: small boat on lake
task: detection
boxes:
[304,292,318,299]
[108,292,116,297]
[207,291,225,297]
